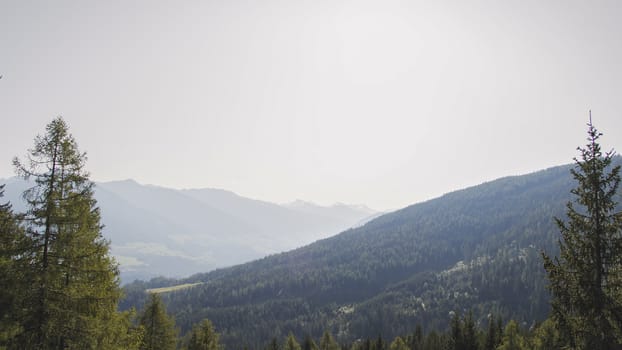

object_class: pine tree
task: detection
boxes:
[0,185,28,346]
[371,334,385,350]
[483,314,498,350]
[542,117,622,349]
[139,293,178,350]
[12,117,126,349]
[447,312,478,350]
[388,336,409,350]
[447,312,463,350]
[413,324,423,350]
[422,330,443,350]
[497,320,528,350]
[319,331,340,350]
[283,333,302,350]
[531,318,562,350]
[302,334,319,350]
[98,308,145,350]
[461,312,478,350]
[405,324,423,350]
[186,319,222,350]
[266,337,280,350]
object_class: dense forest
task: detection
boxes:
[121,137,621,348]
[119,162,573,348]
[1,117,622,349]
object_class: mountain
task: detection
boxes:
[120,162,597,348]
[0,178,377,282]
[285,200,376,220]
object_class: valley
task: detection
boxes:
[120,160,596,348]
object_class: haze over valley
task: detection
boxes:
[1,177,377,281]
[2,1,622,349]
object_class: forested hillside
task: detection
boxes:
[122,160,612,348]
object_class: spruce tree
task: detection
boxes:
[543,117,622,348]
[12,117,126,349]
[139,293,178,350]
[185,319,222,350]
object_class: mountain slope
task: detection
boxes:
[0,178,377,281]
[122,162,592,348]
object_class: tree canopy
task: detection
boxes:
[139,293,178,350]
[543,117,622,348]
[4,117,141,349]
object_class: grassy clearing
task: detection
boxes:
[146,282,204,294]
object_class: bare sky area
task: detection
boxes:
[1,0,621,211]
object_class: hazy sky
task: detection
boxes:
[1,0,621,211]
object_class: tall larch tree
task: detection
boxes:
[12,117,127,349]
[0,185,28,346]
[543,116,622,349]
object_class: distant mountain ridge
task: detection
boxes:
[0,178,378,282]
[119,160,621,348]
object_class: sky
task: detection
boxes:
[1,0,621,211]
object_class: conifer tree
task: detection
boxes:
[447,312,463,350]
[371,334,385,350]
[302,334,319,350]
[422,330,443,350]
[461,312,478,350]
[483,314,499,350]
[12,117,126,349]
[412,324,423,350]
[543,117,622,349]
[447,312,478,350]
[0,185,28,346]
[139,293,178,350]
[266,337,280,350]
[283,333,302,350]
[319,331,340,350]
[531,318,562,350]
[186,319,222,350]
[388,336,409,350]
[497,320,528,350]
